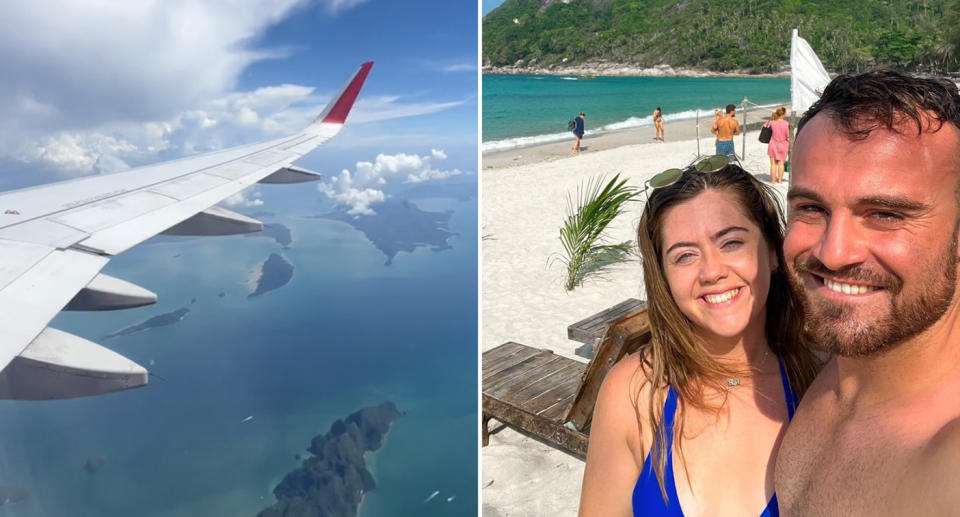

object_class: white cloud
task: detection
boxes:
[0,1,309,130]
[0,2,466,178]
[347,96,468,124]
[406,168,462,183]
[440,63,478,72]
[223,188,264,208]
[320,0,371,14]
[317,149,462,215]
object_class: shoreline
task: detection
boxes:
[483,111,786,170]
[482,63,791,78]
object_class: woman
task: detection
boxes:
[712,108,723,148]
[578,159,820,516]
[764,107,790,184]
[653,107,665,142]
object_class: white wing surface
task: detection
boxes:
[0,61,373,400]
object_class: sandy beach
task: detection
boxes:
[481,125,790,516]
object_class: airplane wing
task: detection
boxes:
[0,61,373,400]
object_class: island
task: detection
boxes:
[248,253,294,299]
[313,198,457,265]
[83,456,105,475]
[246,222,293,248]
[257,402,403,517]
[103,308,189,340]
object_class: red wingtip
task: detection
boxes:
[320,61,374,125]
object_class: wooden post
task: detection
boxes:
[742,97,749,161]
[696,109,701,157]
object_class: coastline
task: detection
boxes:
[482,62,790,78]
[481,129,789,516]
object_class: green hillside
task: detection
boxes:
[483,0,960,74]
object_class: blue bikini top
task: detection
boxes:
[631,358,797,517]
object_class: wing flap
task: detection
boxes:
[0,218,90,249]
[0,248,108,371]
[51,190,179,234]
[76,164,271,254]
[0,240,57,291]
[147,173,231,200]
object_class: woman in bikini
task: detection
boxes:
[578,157,821,516]
[653,107,665,142]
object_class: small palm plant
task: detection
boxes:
[556,173,639,291]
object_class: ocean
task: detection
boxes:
[0,176,477,516]
[482,74,791,152]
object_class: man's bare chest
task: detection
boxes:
[780,420,918,515]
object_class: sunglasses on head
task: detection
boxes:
[643,154,737,200]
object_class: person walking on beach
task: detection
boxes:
[572,112,585,154]
[775,69,960,515]
[764,107,790,183]
[712,104,740,157]
[653,107,664,142]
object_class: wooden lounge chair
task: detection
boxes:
[567,297,645,359]
[482,302,650,456]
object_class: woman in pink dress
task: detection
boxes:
[764,107,790,184]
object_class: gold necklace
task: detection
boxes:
[725,346,771,389]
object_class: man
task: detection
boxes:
[776,69,960,515]
[572,112,585,154]
[711,103,739,156]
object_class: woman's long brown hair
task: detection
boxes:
[634,164,821,502]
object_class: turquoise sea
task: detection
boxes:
[482,74,791,151]
[0,174,477,516]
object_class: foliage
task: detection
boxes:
[555,173,638,291]
[483,0,960,74]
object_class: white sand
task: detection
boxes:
[481,129,789,516]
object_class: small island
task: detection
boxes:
[248,253,294,299]
[103,308,189,340]
[0,487,27,507]
[83,456,105,475]
[257,402,402,517]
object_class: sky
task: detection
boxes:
[483,0,506,15]
[0,0,478,215]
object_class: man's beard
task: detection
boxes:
[787,238,958,357]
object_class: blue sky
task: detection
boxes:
[0,0,477,214]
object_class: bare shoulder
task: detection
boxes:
[579,352,652,517]
[794,356,836,414]
[902,413,960,512]
[922,412,960,478]
[595,352,652,438]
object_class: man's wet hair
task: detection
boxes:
[725,104,736,114]
[797,69,960,140]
